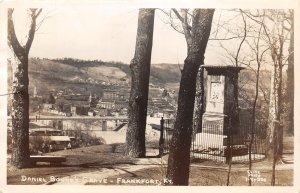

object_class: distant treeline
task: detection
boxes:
[52,58,182,84]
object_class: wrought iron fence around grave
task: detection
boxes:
[159,117,267,163]
[158,118,173,157]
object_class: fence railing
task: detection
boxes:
[159,117,267,163]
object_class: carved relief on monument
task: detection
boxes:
[209,75,224,103]
[210,82,223,102]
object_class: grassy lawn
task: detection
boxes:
[7,144,136,185]
[7,143,293,186]
[87,166,293,186]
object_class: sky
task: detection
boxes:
[8,7,239,65]
[12,7,189,64]
[4,5,293,69]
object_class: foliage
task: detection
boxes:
[75,132,106,147]
[29,136,50,154]
[48,93,56,104]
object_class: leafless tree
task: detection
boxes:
[285,10,294,135]
[243,17,269,186]
[226,10,247,186]
[125,9,155,157]
[8,8,42,168]
[165,9,214,185]
[243,9,292,186]
[219,10,276,186]
[214,9,248,186]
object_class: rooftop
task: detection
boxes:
[202,65,245,72]
[49,136,71,142]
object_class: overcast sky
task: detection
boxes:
[3,4,293,70]
[12,7,183,64]
[10,7,232,65]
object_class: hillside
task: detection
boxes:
[52,58,182,84]
[7,58,182,96]
[7,57,273,102]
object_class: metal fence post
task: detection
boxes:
[226,117,232,164]
[159,117,165,157]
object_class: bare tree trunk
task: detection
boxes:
[125,9,155,158]
[247,20,265,186]
[248,61,261,185]
[286,11,294,135]
[193,67,205,133]
[8,8,41,168]
[241,9,288,186]
[268,66,284,185]
[10,56,30,168]
[266,42,284,185]
[266,47,284,162]
[167,9,214,185]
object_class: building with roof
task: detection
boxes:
[71,105,90,116]
[30,128,63,136]
[45,136,71,151]
[103,89,119,100]
[97,99,116,109]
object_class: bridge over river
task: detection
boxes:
[7,115,128,121]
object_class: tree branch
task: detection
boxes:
[7,8,25,61]
[35,9,42,18]
[25,9,42,54]
[209,35,255,41]
[36,9,52,32]
[172,8,192,44]
[171,8,184,23]
[156,8,185,34]
[234,10,247,67]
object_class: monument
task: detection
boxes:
[196,65,245,157]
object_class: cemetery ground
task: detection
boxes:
[7,142,293,186]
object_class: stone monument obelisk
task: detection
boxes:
[197,65,244,149]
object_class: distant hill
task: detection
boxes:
[52,58,182,84]
[7,57,273,101]
[7,58,182,96]
[151,63,181,83]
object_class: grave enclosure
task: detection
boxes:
[162,65,266,163]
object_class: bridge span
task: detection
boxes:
[7,116,128,121]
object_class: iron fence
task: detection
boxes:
[159,117,267,163]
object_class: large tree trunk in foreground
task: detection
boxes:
[8,8,41,168]
[167,9,214,185]
[125,9,155,157]
[10,55,30,168]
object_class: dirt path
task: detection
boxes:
[51,148,165,185]
[7,144,294,186]
[52,161,163,185]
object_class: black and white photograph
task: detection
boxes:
[0,0,299,192]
